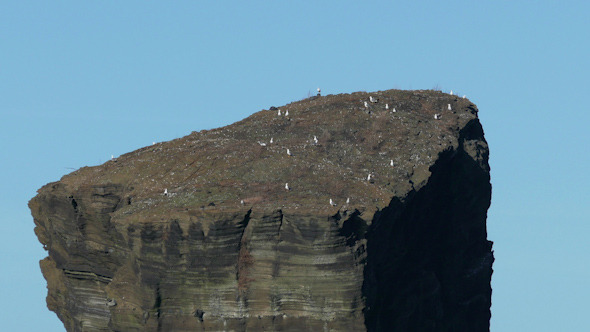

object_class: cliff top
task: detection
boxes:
[37,89,481,224]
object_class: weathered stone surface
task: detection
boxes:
[30,89,493,331]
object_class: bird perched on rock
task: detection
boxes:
[346,197,350,204]
[463,95,466,99]
[385,103,389,110]
[258,142,267,147]
[450,90,453,95]
[240,200,245,205]
[367,173,372,181]
[369,96,378,103]
[317,88,321,96]
[313,135,318,144]
[330,198,336,206]
[448,104,452,111]
[390,159,394,167]
[392,107,397,112]
[278,109,282,116]
[287,148,292,156]
[285,183,290,190]
[364,101,369,108]
[163,189,168,196]
[111,155,115,160]
[434,114,441,120]
[285,110,289,116]
[270,137,274,144]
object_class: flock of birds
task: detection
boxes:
[155,89,461,207]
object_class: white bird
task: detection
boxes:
[392,107,397,113]
[463,95,466,99]
[285,110,289,116]
[390,159,394,167]
[346,197,350,204]
[317,87,321,94]
[434,114,441,120]
[367,173,372,181]
[448,104,452,111]
[330,198,336,206]
[270,137,274,144]
[287,148,292,156]
[163,188,168,196]
[258,142,267,146]
[240,200,245,205]
[364,101,369,108]
[385,103,389,110]
[111,155,115,160]
[152,142,156,145]
[450,90,453,95]
[369,96,377,103]
[278,109,282,116]
[313,135,318,144]
[285,183,290,190]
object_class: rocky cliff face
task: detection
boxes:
[30,89,493,331]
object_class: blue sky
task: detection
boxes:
[1,1,588,330]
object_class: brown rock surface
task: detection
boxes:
[30,89,493,331]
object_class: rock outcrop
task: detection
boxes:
[30,89,493,331]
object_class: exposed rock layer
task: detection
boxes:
[30,89,493,331]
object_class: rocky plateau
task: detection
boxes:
[30,89,494,331]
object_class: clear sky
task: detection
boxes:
[1,1,588,331]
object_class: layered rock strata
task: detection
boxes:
[30,89,493,331]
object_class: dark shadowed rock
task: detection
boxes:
[30,89,493,331]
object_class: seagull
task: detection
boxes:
[448,104,452,111]
[241,200,245,205]
[152,142,155,145]
[163,188,168,196]
[392,107,397,113]
[390,159,394,167]
[450,90,453,95]
[385,103,389,110]
[111,155,115,160]
[434,114,441,120]
[278,109,282,116]
[285,183,290,190]
[367,173,372,181]
[258,142,267,146]
[285,110,289,116]
[330,198,336,206]
[317,88,321,96]
[287,148,292,156]
[364,101,369,108]
[346,197,350,204]
[463,95,466,99]
[270,137,274,144]
[369,96,377,103]
[313,135,318,144]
